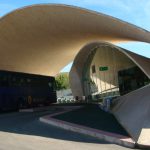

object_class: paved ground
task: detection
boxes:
[53,104,129,136]
[0,110,138,150]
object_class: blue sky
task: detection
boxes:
[0,0,150,72]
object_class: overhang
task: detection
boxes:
[0,4,150,75]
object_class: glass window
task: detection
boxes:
[91,65,96,73]
[48,82,52,88]
[118,66,150,95]
[27,79,31,83]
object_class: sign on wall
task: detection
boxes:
[99,66,108,71]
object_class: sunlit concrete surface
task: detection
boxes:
[69,41,150,147]
[138,126,150,146]
[0,111,135,150]
[0,4,150,76]
[112,85,150,145]
[69,41,150,97]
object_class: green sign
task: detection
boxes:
[99,66,108,71]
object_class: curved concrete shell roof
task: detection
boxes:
[0,4,150,76]
[70,41,150,97]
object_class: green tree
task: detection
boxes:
[55,72,70,90]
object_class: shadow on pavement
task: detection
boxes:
[0,110,110,144]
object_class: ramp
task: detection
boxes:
[112,85,150,147]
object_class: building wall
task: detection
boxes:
[89,47,135,95]
[70,42,150,99]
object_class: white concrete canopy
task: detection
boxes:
[69,41,150,97]
[0,4,150,76]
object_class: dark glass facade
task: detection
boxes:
[0,70,57,111]
[118,66,150,95]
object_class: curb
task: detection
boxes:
[19,105,82,112]
[19,107,52,112]
[19,108,34,112]
[39,109,135,148]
